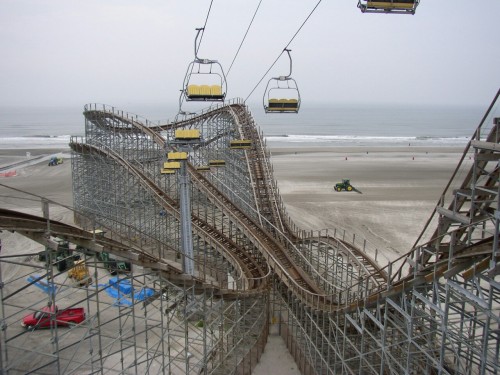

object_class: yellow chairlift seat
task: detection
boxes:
[367,1,415,9]
[167,152,188,161]
[230,139,252,149]
[163,162,181,170]
[267,98,299,112]
[187,85,200,97]
[196,166,211,172]
[209,160,225,167]
[284,99,298,109]
[267,98,280,109]
[210,85,224,98]
[200,85,211,96]
[175,129,200,140]
[186,84,225,101]
[161,168,176,174]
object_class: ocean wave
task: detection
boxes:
[0,135,72,149]
[0,133,471,150]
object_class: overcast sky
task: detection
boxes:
[1,0,499,112]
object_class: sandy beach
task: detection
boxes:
[0,144,470,374]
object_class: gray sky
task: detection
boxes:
[1,0,499,111]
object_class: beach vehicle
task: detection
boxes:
[48,156,63,166]
[21,305,85,329]
[335,179,354,192]
[182,28,227,102]
[263,49,301,114]
[357,0,419,14]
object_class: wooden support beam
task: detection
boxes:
[436,206,470,225]
[471,140,500,152]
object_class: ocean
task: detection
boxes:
[0,102,492,150]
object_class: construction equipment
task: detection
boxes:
[334,179,354,192]
[68,259,92,286]
[37,239,76,272]
[48,156,63,166]
[98,252,131,275]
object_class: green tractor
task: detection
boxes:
[98,251,131,275]
[335,179,354,192]
[48,156,63,166]
[37,239,78,272]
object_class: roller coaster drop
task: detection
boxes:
[0,92,499,374]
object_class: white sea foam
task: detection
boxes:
[0,133,470,150]
[0,135,72,149]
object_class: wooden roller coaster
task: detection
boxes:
[0,91,499,374]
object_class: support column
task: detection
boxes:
[179,158,194,276]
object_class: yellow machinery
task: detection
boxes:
[68,259,92,286]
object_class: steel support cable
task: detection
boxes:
[196,0,214,55]
[244,0,323,102]
[226,0,264,78]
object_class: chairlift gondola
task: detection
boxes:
[357,0,419,14]
[182,28,227,102]
[263,49,301,114]
[230,139,252,150]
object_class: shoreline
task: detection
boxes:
[269,145,468,156]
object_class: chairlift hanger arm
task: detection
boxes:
[193,27,218,64]
[284,48,293,79]
[272,49,293,81]
[194,27,204,61]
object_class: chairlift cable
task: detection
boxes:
[244,0,323,102]
[283,0,322,51]
[196,0,215,55]
[226,0,264,78]
[244,51,284,103]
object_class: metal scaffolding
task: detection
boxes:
[0,92,499,374]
